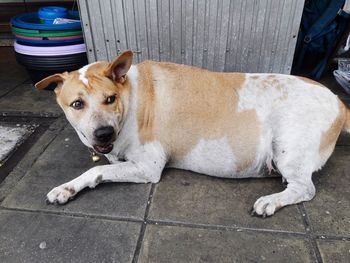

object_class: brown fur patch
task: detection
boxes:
[319,99,346,154]
[343,104,350,132]
[56,71,87,109]
[265,75,280,86]
[136,61,260,172]
[298,76,325,87]
[259,75,288,101]
[86,62,109,80]
[136,61,156,142]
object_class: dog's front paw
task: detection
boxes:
[46,184,76,204]
[252,194,282,217]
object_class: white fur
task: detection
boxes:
[170,137,237,178]
[78,62,98,86]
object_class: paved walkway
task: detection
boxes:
[0,47,349,262]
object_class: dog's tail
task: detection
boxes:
[344,106,350,133]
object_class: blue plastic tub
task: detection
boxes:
[38,6,68,24]
[15,37,84,46]
[11,11,81,30]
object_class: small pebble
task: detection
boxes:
[325,211,330,215]
[39,241,46,249]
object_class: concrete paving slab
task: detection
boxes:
[0,84,61,117]
[0,118,67,202]
[2,126,151,220]
[139,224,312,263]
[304,147,350,237]
[0,124,35,163]
[149,169,305,232]
[0,209,140,263]
[0,48,29,97]
[0,85,14,98]
[317,239,350,263]
[1,79,28,98]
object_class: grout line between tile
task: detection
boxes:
[0,206,143,224]
[0,111,61,118]
[315,235,350,241]
[132,183,156,263]
[2,199,349,248]
[146,218,307,237]
[298,203,323,263]
[1,205,320,240]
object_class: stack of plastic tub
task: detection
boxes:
[11,7,88,89]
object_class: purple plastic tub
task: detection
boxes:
[14,41,86,56]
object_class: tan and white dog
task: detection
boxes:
[35,50,350,217]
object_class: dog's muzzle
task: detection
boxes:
[93,126,115,154]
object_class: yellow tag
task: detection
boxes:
[92,153,101,162]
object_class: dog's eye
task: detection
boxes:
[70,100,84,110]
[105,95,116,104]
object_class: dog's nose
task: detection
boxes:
[94,126,115,143]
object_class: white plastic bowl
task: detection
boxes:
[14,41,86,56]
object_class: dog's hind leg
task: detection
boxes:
[252,94,345,217]
[253,165,315,217]
[252,133,319,217]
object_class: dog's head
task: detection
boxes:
[35,50,134,154]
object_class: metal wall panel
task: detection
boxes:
[78,0,304,74]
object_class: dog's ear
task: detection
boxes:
[35,72,68,94]
[104,50,133,83]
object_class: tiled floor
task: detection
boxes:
[0,47,349,262]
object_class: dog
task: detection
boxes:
[35,50,350,217]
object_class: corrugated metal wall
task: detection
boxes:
[78,0,304,74]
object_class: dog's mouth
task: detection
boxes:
[93,144,114,154]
